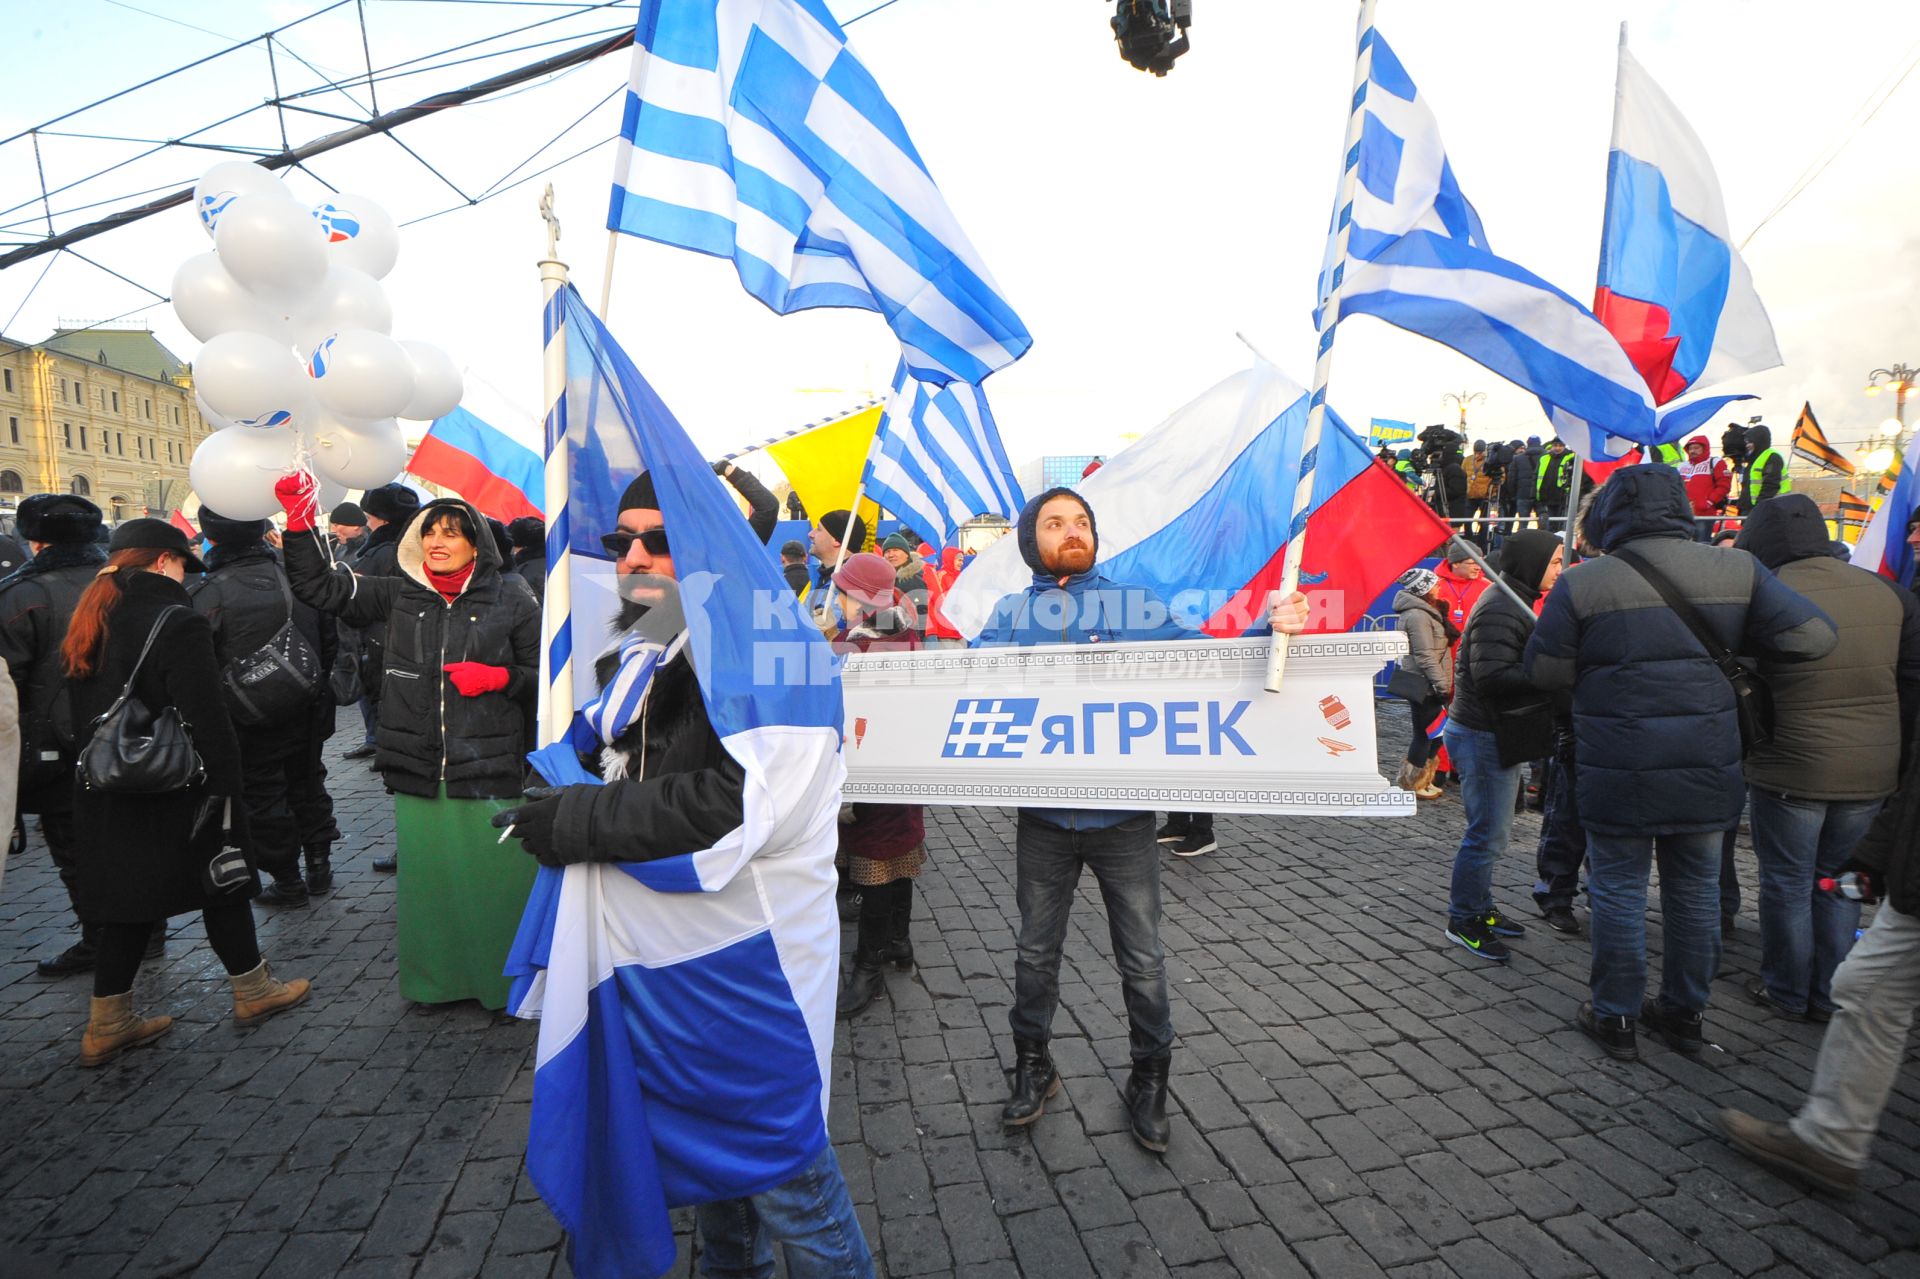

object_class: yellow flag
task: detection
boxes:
[764,404,884,551]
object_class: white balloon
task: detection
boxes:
[195,332,310,428]
[289,267,392,354]
[192,161,293,239]
[189,425,299,520]
[171,252,277,343]
[215,195,328,305]
[311,193,400,280]
[396,340,463,421]
[315,476,350,517]
[309,414,409,490]
[307,329,414,420]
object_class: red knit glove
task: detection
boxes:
[444,662,510,697]
[274,472,320,532]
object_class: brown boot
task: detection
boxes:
[1395,760,1421,790]
[229,961,311,1027]
[79,992,173,1067]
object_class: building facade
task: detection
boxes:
[0,323,207,522]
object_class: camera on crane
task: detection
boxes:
[1111,0,1191,77]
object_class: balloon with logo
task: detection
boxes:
[215,194,329,306]
[396,340,462,421]
[195,332,311,429]
[308,329,414,421]
[288,267,393,354]
[192,161,293,239]
[189,424,300,520]
[312,194,399,280]
[308,412,409,490]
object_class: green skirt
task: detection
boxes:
[393,788,537,1010]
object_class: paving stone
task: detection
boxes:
[1004,1205,1094,1279]
[1133,1190,1225,1265]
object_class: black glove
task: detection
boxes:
[711,459,732,477]
[491,785,575,867]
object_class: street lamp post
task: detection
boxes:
[1442,390,1486,429]
[1858,364,1920,499]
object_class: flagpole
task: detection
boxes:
[538,184,575,747]
[1265,0,1379,693]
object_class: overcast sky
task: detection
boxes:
[4,0,1918,482]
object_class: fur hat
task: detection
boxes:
[16,494,102,545]
[197,507,270,546]
[361,483,421,523]
[507,516,545,552]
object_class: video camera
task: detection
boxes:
[1111,0,1192,77]
[1407,423,1463,473]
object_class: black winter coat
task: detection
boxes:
[347,520,406,690]
[69,571,252,921]
[285,499,540,799]
[1847,724,1920,916]
[511,547,547,607]
[0,543,105,810]
[551,643,748,863]
[189,542,339,736]
[1450,574,1551,737]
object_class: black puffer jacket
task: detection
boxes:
[0,543,106,809]
[1449,532,1560,737]
[189,542,338,733]
[285,499,539,799]
[551,642,747,862]
[1847,724,1920,916]
[347,519,406,690]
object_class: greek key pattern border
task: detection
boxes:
[841,780,1411,809]
[845,635,1403,677]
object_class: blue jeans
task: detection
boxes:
[1533,757,1585,911]
[694,1146,874,1279]
[1748,787,1878,1015]
[357,695,378,748]
[1445,724,1520,924]
[1009,811,1173,1062]
[1586,829,1724,1018]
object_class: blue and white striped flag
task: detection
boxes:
[515,284,845,1279]
[863,362,1025,547]
[608,0,1032,387]
[1322,29,1750,459]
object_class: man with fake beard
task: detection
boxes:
[495,470,875,1277]
[974,486,1309,1154]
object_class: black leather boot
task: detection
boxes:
[886,879,915,973]
[1001,1037,1060,1128]
[303,847,334,897]
[255,871,309,908]
[37,924,98,977]
[1125,1053,1173,1152]
[837,889,890,1018]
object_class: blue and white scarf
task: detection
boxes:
[580,629,689,753]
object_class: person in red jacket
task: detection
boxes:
[923,546,966,646]
[1678,435,1732,540]
[1430,542,1492,785]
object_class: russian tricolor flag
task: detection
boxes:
[944,364,1452,640]
[1852,434,1920,588]
[405,406,545,523]
[1593,39,1781,406]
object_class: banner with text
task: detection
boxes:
[1368,418,1416,448]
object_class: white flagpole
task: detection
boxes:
[538,184,575,747]
[1266,0,1380,693]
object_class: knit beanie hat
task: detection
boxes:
[329,501,366,527]
[881,533,913,553]
[833,551,897,607]
[1398,567,1439,597]
[1445,541,1474,565]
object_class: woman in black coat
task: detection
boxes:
[277,479,540,1009]
[65,519,310,1067]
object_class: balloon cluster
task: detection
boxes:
[174,162,463,519]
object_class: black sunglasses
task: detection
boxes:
[600,527,671,558]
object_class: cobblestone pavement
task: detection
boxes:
[1,707,1917,1277]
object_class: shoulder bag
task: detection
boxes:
[79,605,208,794]
[221,573,322,727]
[1612,546,1774,753]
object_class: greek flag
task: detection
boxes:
[863,362,1025,547]
[1323,28,1748,459]
[513,284,845,1279]
[608,0,1032,386]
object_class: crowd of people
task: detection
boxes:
[5,420,1917,1270]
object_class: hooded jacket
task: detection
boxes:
[1735,495,1920,799]
[1393,589,1455,696]
[285,498,540,799]
[1738,423,1789,512]
[924,546,964,642]
[1678,437,1732,516]
[1523,465,1836,834]
[0,541,106,808]
[1449,532,1558,735]
[974,487,1199,829]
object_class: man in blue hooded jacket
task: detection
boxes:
[1524,465,1835,1063]
[974,487,1306,1153]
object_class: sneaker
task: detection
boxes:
[1154,822,1186,845]
[1485,911,1527,938]
[372,854,397,874]
[1718,1108,1859,1198]
[344,743,378,761]
[1575,1001,1639,1061]
[1168,833,1217,858]
[1444,918,1510,963]
[1745,977,1808,1023]
[1640,998,1704,1056]
[1541,906,1582,937]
